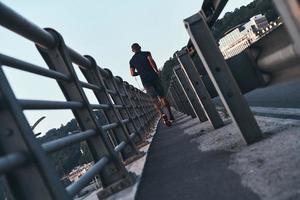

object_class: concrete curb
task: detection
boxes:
[251,106,300,120]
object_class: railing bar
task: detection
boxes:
[66,156,110,197]
[100,119,130,132]
[80,81,102,91]
[19,99,83,110]
[113,104,123,109]
[0,2,158,195]
[114,141,127,153]
[0,54,70,81]
[0,2,56,49]
[90,104,111,110]
[0,153,27,174]
[107,89,117,95]
[102,123,119,131]
[42,129,97,154]
[0,2,103,73]
[67,48,110,79]
[90,104,124,110]
[67,48,91,69]
[129,133,136,140]
[121,119,130,124]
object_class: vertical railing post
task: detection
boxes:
[0,65,70,200]
[273,0,300,53]
[176,49,224,129]
[146,92,157,123]
[128,85,148,132]
[170,82,184,113]
[173,76,197,118]
[102,69,141,143]
[173,65,208,122]
[184,13,262,144]
[123,82,147,138]
[115,77,147,143]
[169,78,187,114]
[135,88,153,131]
[36,29,132,191]
[167,89,179,111]
[79,56,141,163]
[140,90,154,130]
[100,68,145,162]
[170,92,179,111]
[144,91,157,129]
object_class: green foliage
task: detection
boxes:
[37,119,90,177]
[0,111,109,197]
[37,111,107,178]
[212,0,279,40]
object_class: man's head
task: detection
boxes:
[131,43,141,53]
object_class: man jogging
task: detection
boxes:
[129,43,174,126]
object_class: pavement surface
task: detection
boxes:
[81,120,160,200]
[135,112,260,200]
[135,109,300,200]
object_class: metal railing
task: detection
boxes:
[168,0,300,146]
[0,0,299,199]
[0,2,158,200]
[169,11,263,145]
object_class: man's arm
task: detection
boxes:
[147,54,159,74]
[129,59,139,76]
[130,67,139,76]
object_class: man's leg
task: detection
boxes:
[144,82,172,126]
[153,97,163,116]
[160,97,175,121]
[153,80,175,121]
[144,85,164,116]
[151,96,172,126]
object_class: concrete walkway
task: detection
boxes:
[135,112,260,200]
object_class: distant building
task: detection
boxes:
[218,14,269,59]
[250,14,269,30]
[65,162,93,183]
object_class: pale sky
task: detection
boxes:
[0,0,253,135]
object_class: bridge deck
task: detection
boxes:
[135,112,260,200]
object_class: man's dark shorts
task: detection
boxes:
[143,79,165,99]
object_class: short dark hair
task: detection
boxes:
[131,43,141,51]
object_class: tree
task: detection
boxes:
[37,110,108,179]
[212,0,279,40]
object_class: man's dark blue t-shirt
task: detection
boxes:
[130,51,159,86]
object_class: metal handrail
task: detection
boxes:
[42,129,97,154]
[0,153,27,174]
[0,53,70,81]
[66,156,110,197]
[0,2,158,199]
[19,99,83,110]
[0,2,110,78]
